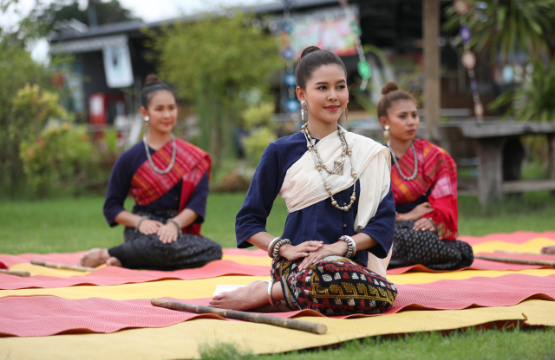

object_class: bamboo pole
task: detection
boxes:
[0,269,31,277]
[151,299,327,335]
[475,254,555,267]
[494,250,555,257]
[30,259,95,272]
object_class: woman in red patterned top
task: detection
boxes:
[378,81,473,270]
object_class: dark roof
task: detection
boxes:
[50,0,338,43]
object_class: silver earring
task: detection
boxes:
[300,100,308,122]
[383,125,390,140]
[144,116,149,122]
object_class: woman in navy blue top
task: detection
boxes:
[209,47,397,315]
[79,75,221,270]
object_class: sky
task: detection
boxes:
[0,0,275,62]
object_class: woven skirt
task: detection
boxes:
[271,255,397,316]
[389,221,474,270]
[108,209,222,271]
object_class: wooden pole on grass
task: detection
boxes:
[151,299,327,335]
[0,269,31,277]
[31,259,96,272]
[475,254,555,267]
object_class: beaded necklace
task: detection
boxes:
[387,140,418,181]
[143,135,176,175]
[301,124,358,212]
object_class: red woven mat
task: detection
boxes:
[0,260,269,290]
[2,273,554,337]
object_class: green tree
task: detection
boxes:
[153,11,283,171]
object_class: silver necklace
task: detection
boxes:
[301,124,358,212]
[387,140,418,181]
[143,135,176,175]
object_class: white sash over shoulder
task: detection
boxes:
[279,128,392,277]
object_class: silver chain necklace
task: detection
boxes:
[143,134,176,175]
[387,140,418,181]
[301,124,358,212]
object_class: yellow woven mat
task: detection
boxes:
[2,269,554,300]
[472,237,555,254]
[1,299,553,360]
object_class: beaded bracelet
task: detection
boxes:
[267,236,282,258]
[135,216,149,233]
[167,218,182,237]
[272,239,292,260]
[339,235,357,258]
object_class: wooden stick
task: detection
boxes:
[475,254,555,267]
[151,299,327,335]
[0,269,31,277]
[30,259,95,272]
[494,250,555,257]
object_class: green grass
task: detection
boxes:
[200,327,555,360]
[1,191,554,358]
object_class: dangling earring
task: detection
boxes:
[300,100,308,122]
[342,103,348,123]
[383,125,390,140]
[144,116,150,122]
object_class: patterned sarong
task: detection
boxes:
[271,255,397,316]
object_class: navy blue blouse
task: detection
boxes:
[103,141,209,227]
[236,131,395,267]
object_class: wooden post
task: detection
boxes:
[477,138,506,205]
[549,133,555,196]
[423,0,441,142]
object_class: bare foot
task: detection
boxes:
[79,248,110,268]
[208,280,283,311]
[106,257,122,267]
[541,245,555,255]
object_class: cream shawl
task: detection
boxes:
[279,128,392,277]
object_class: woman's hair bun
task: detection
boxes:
[144,74,162,88]
[300,46,321,59]
[381,81,399,95]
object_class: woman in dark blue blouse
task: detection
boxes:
[79,75,221,270]
[209,47,397,315]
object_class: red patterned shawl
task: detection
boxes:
[129,138,211,236]
[391,139,458,240]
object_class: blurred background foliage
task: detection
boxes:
[153,11,284,173]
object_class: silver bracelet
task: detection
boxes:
[272,239,291,259]
[167,218,181,236]
[339,235,357,258]
[267,236,282,258]
[135,216,148,233]
[267,279,281,309]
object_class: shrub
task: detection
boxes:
[243,127,277,168]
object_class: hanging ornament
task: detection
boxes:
[502,65,514,83]
[453,0,470,15]
[282,47,295,60]
[349,21,361,37]
[286,99,300,113]
[284,73,296,87]
[358,60,372,80]
[470,78,478,93]
[460,25,471,44]
[461,50,476,69]
[282,20,294,34]
[281,0,293,10]
[474,101,484,118]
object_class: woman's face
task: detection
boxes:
[297,64,349,126]
[381,99,419,142]
[142,90,178,134]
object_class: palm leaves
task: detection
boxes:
[489,61,555,121]
[444,0,555,62]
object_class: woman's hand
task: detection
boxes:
[297,241,349,271]
[396,202,433,222]
[157,223,180,244]
[412,217,437,232]
[279,241,323,262]
[138,219,163,235]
